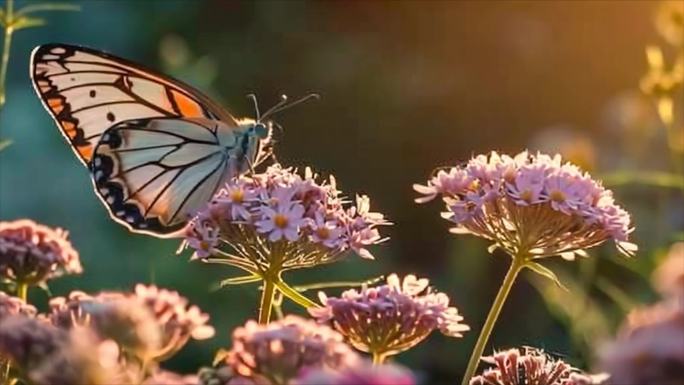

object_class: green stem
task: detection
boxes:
[258,277,277,324]
[461,255,526,385]
[273,278,319,309]
[372,352,387,366]
[16,281,28,302]
[0,0,14,110]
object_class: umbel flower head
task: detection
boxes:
[49,285,214,362]
[470,347,605,385]
[222,315,360,385]
[133,284,215,360]
[48,291,162,360]
[0,219,82,285]
[308,274,469,361]
[599,298,684,385]
[414,151,637,259]
[297,361,416,385]
[184,164,388,273]
[0,316,124,385]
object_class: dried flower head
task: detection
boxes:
[0,219,82,285]
[224,315,360,385]
[414,151,636,259]
[0,316,124,385]
[309,274,469,360]
[297,361,416,385]
[599,299,684,385]
[652,242,684,298]
[470,347,604,385]
[134,284,215,360]
[0,292,37,319]
[184,165,388,272]
[48,290,162,360]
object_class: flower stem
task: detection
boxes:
[258,277,277,324]
[372,352,387,366]
[461,254,526,385]
[0,0,14,110]
[16,281,28,302]
[273,277,319,309]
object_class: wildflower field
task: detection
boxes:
[0,1,682,385]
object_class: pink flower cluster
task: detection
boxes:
[309,274,469,359]
[185,165,388,268]
[414,151,636,258]
[298,362,416,385]
[223,315,360,384]
[471,347,605,385]
[48,284,215,362]
[0,219,82,284]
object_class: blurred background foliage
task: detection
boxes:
[0,1,682,383]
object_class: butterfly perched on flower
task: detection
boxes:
[30,43,314,238]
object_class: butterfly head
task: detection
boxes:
[251,122,270,139]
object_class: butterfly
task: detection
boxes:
[31,43,315,238]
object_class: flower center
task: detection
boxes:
[520,190,533,202]
[230,189,244,203]
[274,214,289,229]
[550,190,566,202]
[316,227,330,239]
[199,241,210,251]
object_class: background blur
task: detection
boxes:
[1,1,682,383]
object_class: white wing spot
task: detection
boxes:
[50,47,67,54]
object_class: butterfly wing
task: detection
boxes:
[31,43,237,164]
[91,117,252,237]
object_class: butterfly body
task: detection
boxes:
[31,43,272,237]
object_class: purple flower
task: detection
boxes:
[134,284,215,360]
[222,316,360,385]
[309,212,344,249]
[0,292,37,319]
[309,274,469,360]
[415,151,637,259]
[182,165,389,272]
[48,290,162,360]
[599,298,684,385]
[297,361,416,385]
[0,219,82,285]
[255,202,307,242]
[470,347,605,385]
[0,316,124,385]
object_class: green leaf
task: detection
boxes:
[15,3,80,18]
[11,16,46,30]
[524,261,568,291]
[38,282,52,296]
[0,139,11,152]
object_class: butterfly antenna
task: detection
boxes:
[261,93,320,121]
[246,93,261,121]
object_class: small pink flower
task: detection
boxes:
[309,212,344,249]
[256,202,307,242]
